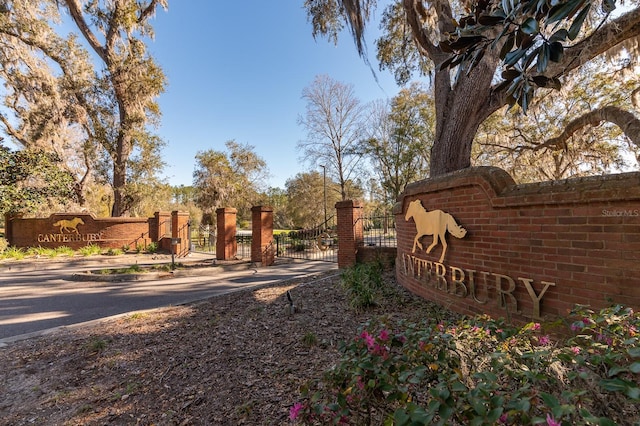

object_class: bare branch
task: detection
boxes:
[533,106,640,151]
[63,0,107,63]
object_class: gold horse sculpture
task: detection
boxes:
[53,217,85,234]
[405,199,467,263]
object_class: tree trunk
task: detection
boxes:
[111,132,131,217]
[430,53,502,176]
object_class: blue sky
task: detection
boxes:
[150,1,400,189]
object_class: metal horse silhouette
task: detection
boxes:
[405,200,467,263]
[53,217,85,234]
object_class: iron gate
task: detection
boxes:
[275,216,337,262]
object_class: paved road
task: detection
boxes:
[0,255,338,345]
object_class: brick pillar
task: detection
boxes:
[336,200,364,269]
[153,211,171,251]
[216,207,237,260]
[4,213,15,246]
[251,205,274,266]
[171,211,190,256]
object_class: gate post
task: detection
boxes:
[251,205,274,266]
[171,211,190,256]
[4,213,15,246]
[152,211,171,251]
[216,207,237,260]
[336,200,364,269]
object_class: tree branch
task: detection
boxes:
[402,0,440,60]
[533,106,640,151]
[63,0,107,63]
[546,8,640,79]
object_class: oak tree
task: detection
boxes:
[305,0,640,176]
[0,0,168,217]
[193,141,268,222]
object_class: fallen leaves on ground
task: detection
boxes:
[0,270,445,425]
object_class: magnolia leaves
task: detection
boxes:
[440,0,614,112]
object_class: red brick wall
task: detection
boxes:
[393,167,640,324]
[7,213,150,250]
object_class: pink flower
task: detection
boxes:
[360,331,375,348]
[289,402,304,420]
[499,413,508,424]
[546,413,561,426]
[378,329,390,341]
[571,346,581,355]
[538,335,551,346]
[531,323,541,331]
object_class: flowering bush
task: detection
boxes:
[291,305,639,425]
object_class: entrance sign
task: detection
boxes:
[393,166,640,324]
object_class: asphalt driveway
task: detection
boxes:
[0,254,337,345]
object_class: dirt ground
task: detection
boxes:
[0,269,443,425]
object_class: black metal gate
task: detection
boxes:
[275,216,337,262]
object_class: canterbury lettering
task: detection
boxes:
[400,253,555,319]
[37,233,103,243]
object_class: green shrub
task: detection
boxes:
[135,243,145,253]
[146,241,158,253]
[105,248,123,256]
[121,244,130,253]
[2,246,26,260]
[78,244,102,256]
[55,246,75,257]
[292,304,640,425]
[340,262,384,311]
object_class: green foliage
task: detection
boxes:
[292,304,640,425]
[0,238,7,253]
[302,332,319,347]
[135,243,145,254]
[0,147,76,215]
[146,241,158,254]
[1,246,26,260]
[193,140,267,221]
[441,0,620,111]
[105,248,124,256]
[78,244,102,257]
[55,246,75,257]
[362,83,433,206]
[85,337,108,354]
[340,262,386,311]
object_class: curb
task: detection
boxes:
[67,261,257,282]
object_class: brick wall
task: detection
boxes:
[393,167,640,324]
[6,213,149,250]
[5,211,190,253]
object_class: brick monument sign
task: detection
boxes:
[5,211,190,255]
[393,167,640,324]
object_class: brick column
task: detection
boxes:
[336,200,364,269]
[216,207,237,260]
[251,205,275,266]
[153,211,171,251]
[4,213,15,246]
[171,211,190,256]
